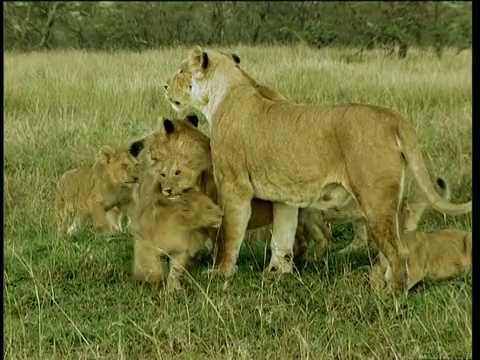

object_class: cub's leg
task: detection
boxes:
[337,220,369,255]
[214,184,253,277]
[267,203,299,274]
[133,239,164,283]
[166,251,190,290]
[106,207,124,232]
[90,202,115,233]
[296,208,333,260]
[55,193,70,234]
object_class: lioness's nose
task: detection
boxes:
[163,188,172,195]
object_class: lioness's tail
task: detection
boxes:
[396,120,471,215]
[404,177,451,232]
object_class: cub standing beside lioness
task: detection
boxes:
[55,145,139,236]
[164,46,471,293]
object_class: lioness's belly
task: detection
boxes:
[251,175,351,211]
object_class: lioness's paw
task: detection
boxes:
[266,254,294,274]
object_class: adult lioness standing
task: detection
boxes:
[168,46,471,293]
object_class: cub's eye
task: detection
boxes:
[179,69,183,74]
[160,173,166,178]
[121,163,129,170]
[175,170,181,176]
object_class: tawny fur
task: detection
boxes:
[129,188,223,290]
[55,145,139,236]
[163,46,471,293]
[370,180,471,291]
[130,114,332,261]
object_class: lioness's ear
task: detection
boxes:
[231,53,241,64]
[129,139,145,158]
[163,119,175,135]
[189,45,208,70]
[97,145,116,164]
[185,114,199,128]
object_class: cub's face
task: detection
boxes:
[154,158,201,198]
[176,190,223,229]
[97,146,140,187]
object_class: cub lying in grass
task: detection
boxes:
[55,145,139,236]
[370,179,472,291]
[131,188,223,290]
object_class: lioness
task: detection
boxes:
[55,145,139,236]
[164,46,472,293]
[129,114,332,260]
[131,188,223,290]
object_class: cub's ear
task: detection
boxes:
[97,145,116,164]
[231,53,241,64]
[129,139,145,158]
[189,45,208,70]
[163,119,175,135]
[185,114,199,128]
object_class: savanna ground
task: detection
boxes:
[4,46,472,359]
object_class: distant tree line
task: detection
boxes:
[3,1,472,58]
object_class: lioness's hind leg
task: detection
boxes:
[350,174,408,293]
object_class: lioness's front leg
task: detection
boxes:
[215,184,253,277]
[268,203,299,274]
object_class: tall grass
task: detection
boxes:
[4,46,472,359]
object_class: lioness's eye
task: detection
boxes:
[175,170,181,176]
[160,173,166,177]
[179,69,183,74]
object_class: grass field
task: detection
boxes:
[4,46,472,359]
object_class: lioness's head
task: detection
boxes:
[174,190,223,229]
[96,146,140,187]
[164,47,242,112]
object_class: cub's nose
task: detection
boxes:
[133,176,139,182]
[163,84,168,90]
[163,188,173,196]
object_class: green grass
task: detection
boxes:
[4,46,472,359]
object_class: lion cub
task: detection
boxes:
[132,189,223,290]
[370,179,472,291]
[55,145,139,235]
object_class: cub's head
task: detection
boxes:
[176,190,223,229]
[153,157,201,198]
[164,47,242,111]
[96,146,140,187]
[129,114,210,168]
